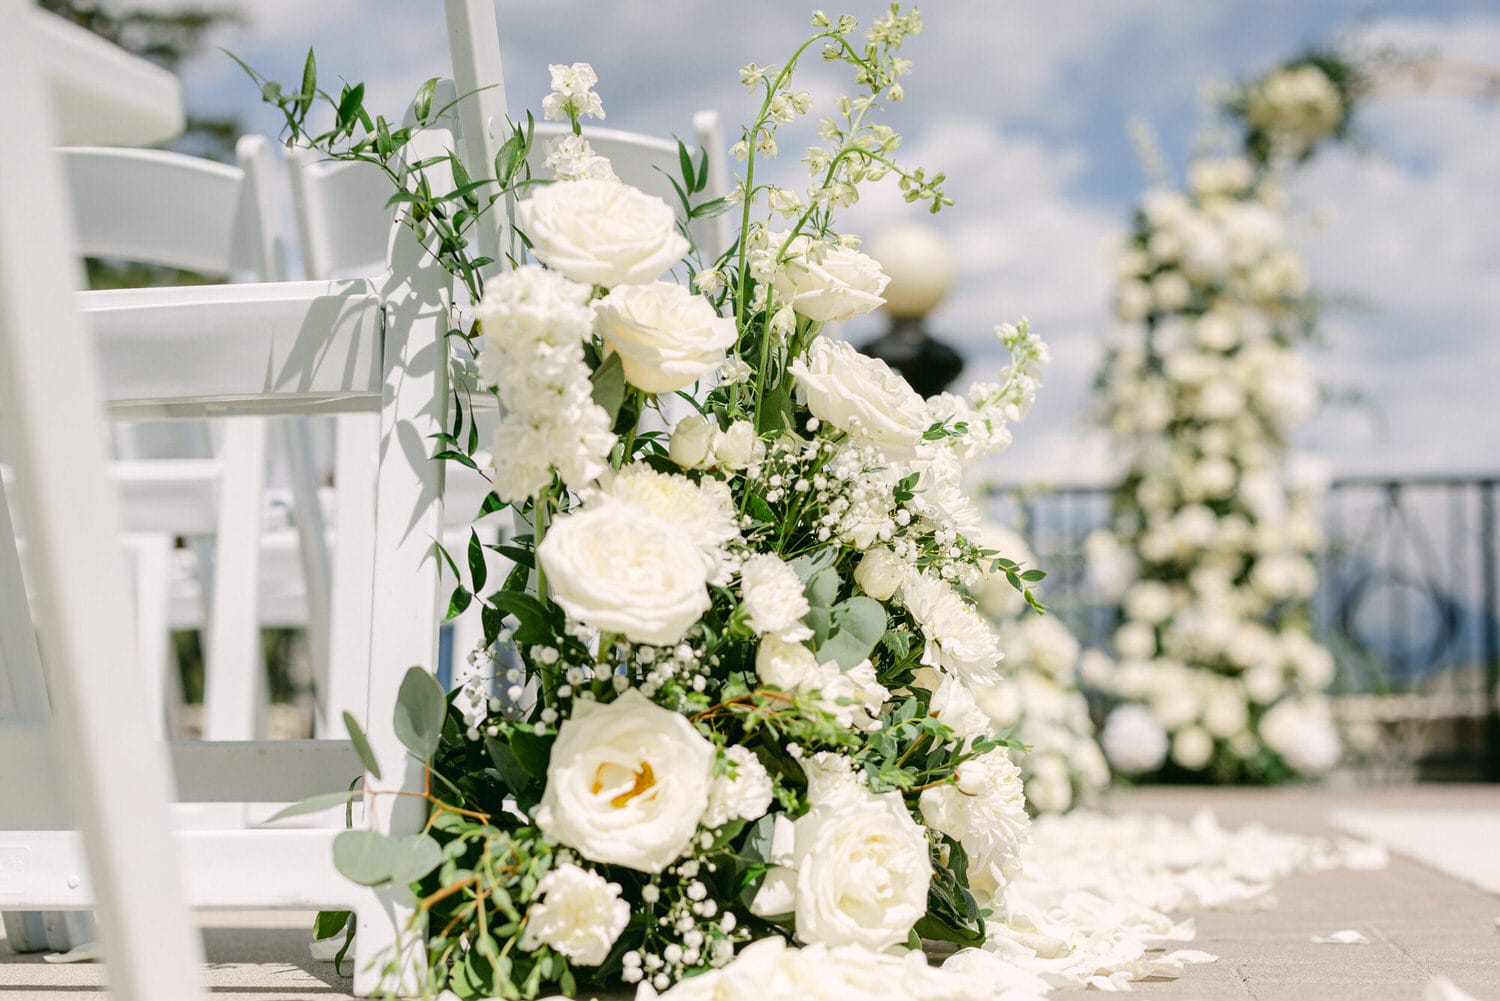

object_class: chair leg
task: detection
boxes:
[319,413,379,738]
[202,417,268,741]
[127,533,175,740]
[282,416,333,685]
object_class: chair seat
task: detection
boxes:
[81,280,385,419]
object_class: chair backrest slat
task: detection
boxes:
[62,144,275,277]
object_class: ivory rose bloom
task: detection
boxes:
[535,689,715,872]
[855,546,906,601]
[755,755,930,950]
[518,179,688,287]
[537,501,710,645]
[595,465,740,585]
[594,282,736,393]
[789,337,931,459]
[518,863,628,965]
[770,233,891,322]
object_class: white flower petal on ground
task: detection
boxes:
[534,689,715,873]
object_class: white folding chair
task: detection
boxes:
[0,5,205,999]
[55,138,333,743]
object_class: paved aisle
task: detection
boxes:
[4,786,1496,1000]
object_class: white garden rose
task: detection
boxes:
[901,571,1004,688]
[518,178,688,287]
[918,748,1030,910]
[518,863,628,965]
[763,760,930,950]
[535,689,715,873]
[702,745,774,829]
[595,464,740,585]
[594,281,737,393]
[739,553,812,641]
[713,419,760,470]
[668,412,716,469]
[537,500,710,645]
[789,337,931,459]
[769,232,890,323]
[755,637,864,729]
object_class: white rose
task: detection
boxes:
[901,572,1004,688]
[755,637,863,729]
[789,337,931,460]
[537,501,709,646]
[919,748,1029,911]
[702,745,774,829]
[668,412,716,469]
[770,233,890,323]
[740,553,812,641]
[535,689,715,872]
[713,419,760,470]
[772,779,931,950]
[854,546,906,601]
[518,179,688,287]
[594,281,736,393]
[1260,697,1341,774]
[518,863,629,965]
[1101,704,1168,775]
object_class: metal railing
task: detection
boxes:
[985,475,1500,779]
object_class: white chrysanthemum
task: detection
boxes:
[918,747,1030,911]
[594,464,740,585]
[739,553,812,641]
[900,572,1003,688]
[518,863,628,966]
[702,745,774,829]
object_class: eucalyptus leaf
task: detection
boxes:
[816,596,887,668]
[264,790,356,824]
[590,351,627,420]
[342,711,382,780]
[393,666,446,761]
[393,834,443,885]
[333,829,402,886]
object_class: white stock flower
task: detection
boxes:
[518,179,688,288]
[594,281,736,393]
[476,265,613,503]
[740,553,812,641]
[1101,704,1169,775]
[542,62,605,122]
[919,748,1030,910]
[702,745,774,829]
[789,337,931,459]
[537,501,710,646]
[544,134,615,181]
[535,689,715,873]
[901,572,1004,688]
[767,232,890,322]
[518,863,628,965]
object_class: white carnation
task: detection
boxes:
[740,553,812,641]
[702,745,774,829]
[518,863,628,965]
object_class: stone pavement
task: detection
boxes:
[3,785,1497,1000]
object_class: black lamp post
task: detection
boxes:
[859,223,965,397]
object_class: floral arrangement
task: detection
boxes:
[1085,55,1366,783]
[248,7,1064,999]
[969,522,1108,813]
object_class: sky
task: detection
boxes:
[175,0,1500,485]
